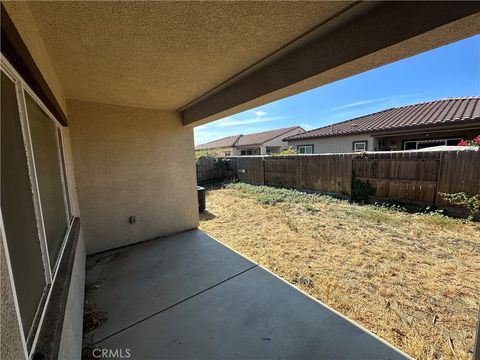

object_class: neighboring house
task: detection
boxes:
[285,97,480,154]
[195,126,304,156]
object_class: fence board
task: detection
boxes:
[436,150,480,207]
[236,157,264,185]
[297,154,352,195]
[197,150,479,213]
[351,152,441,204]
[264,157,296,187]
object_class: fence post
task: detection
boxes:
[262,156,266,186]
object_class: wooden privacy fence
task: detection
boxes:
[196,157,236,183]
[218,150,480,211]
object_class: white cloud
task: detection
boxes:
[216,116,284,127]
[255,110,266,117]
[330,96,396,111]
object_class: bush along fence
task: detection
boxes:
[196,157,237,183]
[196,150,480,218]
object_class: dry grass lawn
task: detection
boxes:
[199,182,480,360]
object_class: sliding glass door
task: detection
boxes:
[1,57,73,353]
[25,92,69,267]
[1,71,47,343]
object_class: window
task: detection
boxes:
[353,141,367,152]
[403,137,463,150]
[404,141,417,150]
[1,71,47,343]
[224,151,231,157]
[25,92,70,266]
[1,57,73,351]
[297,145,313,154]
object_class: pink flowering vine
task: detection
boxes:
[458,134,480,147]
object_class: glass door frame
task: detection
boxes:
[1,54,75,356]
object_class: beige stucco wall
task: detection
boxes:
[288,134,375,154]
[67,100,199,254]
[2,2,67,114]
[58,129,85,360]
[58,233,85,360]
[1,239,27,360]
[261,127,305,154]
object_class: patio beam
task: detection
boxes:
[180,1,480,126]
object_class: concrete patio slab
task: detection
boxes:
[84,230,254,344]
[84,230,410,359]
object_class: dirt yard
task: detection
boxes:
[199,182,480,360]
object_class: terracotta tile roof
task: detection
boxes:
[196,126,303,149]
[235,126,303,147]
[195,134,242,150]
[285,97,480,141]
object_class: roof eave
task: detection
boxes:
[286,117,480,141]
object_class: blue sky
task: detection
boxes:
[194,34,480,145]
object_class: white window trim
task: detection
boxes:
[403,138,463,150]
[353,141,367,152]
[15,80,53,284]
[297,145,313,154]
[1,54,75,356]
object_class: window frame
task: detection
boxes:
[352,141,368,152]
[297,144,314,154]
[1,55,74,356]
[402,137,464,150]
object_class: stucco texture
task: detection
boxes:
[288,134,374,154]
[58,129,86,360]
[2,2,67,114]
[1,241,26,360]
[23,1,350,110]
[67,100,199,254]
[58,233,85,360]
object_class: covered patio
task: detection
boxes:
[1,2,480,360]
[83,230,407,359]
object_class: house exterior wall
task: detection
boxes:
[0,120,86,360]
[57,129,85,360]
[67,100,199,255]
[236,147,261,156]
[376,128,480,150]
[288,134,375,154]
[3,2,67,114]
[1,11,84,360]
[0,241,26,360]
[261,127,305,154]
[230,147,243,156]
[219,147,236,157]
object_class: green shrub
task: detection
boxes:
[272,146,298,156]
[195,149,217,160]
[439,192,480,221]
[225,182,339,206]
[351,173,375,202]
[257,193,284,205]
[195,147,226,159]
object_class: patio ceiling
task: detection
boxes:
[18,1,350,110]
[5,1,480,126]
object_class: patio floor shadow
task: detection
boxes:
[83,229,410,359]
